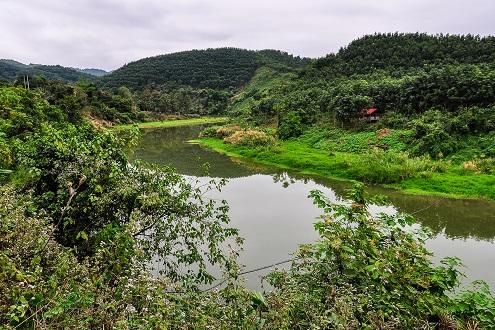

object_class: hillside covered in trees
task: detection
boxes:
[100,48,309,89]
[231,33,495,158]
[0,59,96,83]
[311,33,495,77]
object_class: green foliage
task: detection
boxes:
[262,184,465,328]
[313,33,495,76]
[278,111,303,139]
[199,125,221,138]
[12,124,238,284]
[0,87,66,137]
[409,108,495,159]
[462,158,495,174]
[0,187,257,329]
[450,281,495,328]
[137,86,231,116]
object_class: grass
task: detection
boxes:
[194,137,495,200]
[116,117,228,129]
[398,172,495,199]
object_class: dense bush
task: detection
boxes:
[463,158,495,174]
[450,281,495,328]
[224,129,276,147]
[408,108,495,159]
[262,184,483,328]
[278,111,304,140]
[215,124,243,138]
[198,125,221,138]
[0,187,261,329]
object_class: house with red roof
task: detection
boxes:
[360,108,379,123]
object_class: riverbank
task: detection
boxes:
[116,117,228,129]
[194,137,495,200]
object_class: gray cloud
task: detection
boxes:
[0,0,494,70]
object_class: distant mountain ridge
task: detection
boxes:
[0,59,105,82]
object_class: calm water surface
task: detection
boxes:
[131,125,495,289]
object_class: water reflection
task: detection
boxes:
[131,124,495,289]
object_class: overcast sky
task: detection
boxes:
[1,0,494,71]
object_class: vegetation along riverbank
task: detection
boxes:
[196,124,495,200]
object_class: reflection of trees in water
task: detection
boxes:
[387,194,495,241]
[272,172,495,242]
[131,125,257,178]
[272,172,297,188]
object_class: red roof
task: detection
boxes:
[366,108,377,115]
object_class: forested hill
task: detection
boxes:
[230,33,495,163]
[311,33,495,76]
[0,59,95,82]
[100,48,308,89]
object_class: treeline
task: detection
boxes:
[2,77,230,124]
[0,59,94,82]
[311,33,495,77]
[101,48,308,89]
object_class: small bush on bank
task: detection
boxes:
[450,281,495,328]
[216,124,243,138]
[224,129,276,147]
[463,158,495,174]
[199,125,221,138]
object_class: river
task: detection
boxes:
[130,125,495,290]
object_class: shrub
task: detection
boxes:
[0,187,258,329]
[264,184,464,328]
[378,112,410,129]
[450,281,495,329]
[278,111,303,140]
[463,158,495,174]
[216,124,242,138]
[199,125,220,138]
[224,129,276,147]
[0,134,11,169]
